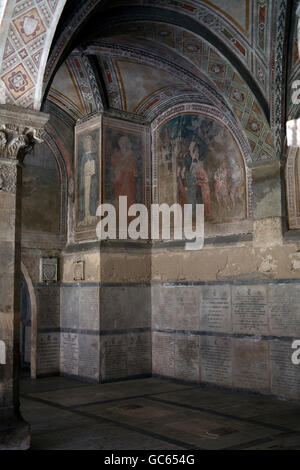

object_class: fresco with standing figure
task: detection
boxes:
[75,116,102,234]
[157,113,246,222]
[103,126,144,208]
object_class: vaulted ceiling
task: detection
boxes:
[42,0,294,164]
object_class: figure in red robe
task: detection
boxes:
[110,135,138,209]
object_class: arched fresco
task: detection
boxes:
[156,113,247,223]
[152,103,252,236]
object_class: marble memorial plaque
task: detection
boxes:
[100,334,128,381]
[36,286,60,329]
[79,287,99,331]
[232,285,268,334]
[152,332,175,377]
[37,333,59,374]
[78,334,100,380]
[232,338,270,393]
[200,335,232,386]
[174,334,200,382]
[269,284,300,337]
[60,333,79,375]
[174,287,200,331]
[200,285,231,332]
[60,287,79,329]
[127,287,151,329]
[271,339,300,399]
[127,332,151,376]
[100,287,130,330]
[151,286,178,330]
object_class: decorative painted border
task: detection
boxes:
[286,146,300,229]
[74,113,102,242]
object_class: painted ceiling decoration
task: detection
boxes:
[47,52,102,120]
[104,0,272,102]
[0,0,292,164]
[89,23,274,162]
[44,0,273,105]
[287,1,300,122]
[271,0,289,159]
[0,0,67,108]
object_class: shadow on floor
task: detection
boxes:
[20,376,300,450]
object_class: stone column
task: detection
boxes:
[0,105,48,450]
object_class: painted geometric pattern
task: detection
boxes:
[110,0,272,102]
[99,53,207,117]
[287,1,300,119]
[0,0,62,108]
[43,0,99,86]
[101,23,274,161]
[47,53,103,120]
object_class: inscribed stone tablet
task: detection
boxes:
[78,334,100,380]
[152,332,175,377]
[269,283,300,337]
[37,333,59,374]
[174,287,200,331]
[232,338,270,393]
[127,332,151,376]
[79,287,99,331]
[60,332,79,375]
[200,285,231,332]
[232,285,268,334]
[100,334,128,381]
[200,335,232,386]
[174,333,200,382]
[151,286,178,330]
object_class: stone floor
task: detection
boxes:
[20,376,300,450]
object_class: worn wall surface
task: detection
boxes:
[20,111,300,402]
[58,244,152,382]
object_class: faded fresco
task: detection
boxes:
[115,59,185,113]
[22,144,60,234]
[157,114,246,222]
[76,128,100,228]
[104,128,144,208]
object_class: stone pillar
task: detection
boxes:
[0,105,48,450]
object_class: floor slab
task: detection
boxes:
[19,376,300,450]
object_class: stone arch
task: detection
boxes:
[20,261,37,379]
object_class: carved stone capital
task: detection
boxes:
[0,105,49,162]
[0,105,49,193]
[0,124,44,161]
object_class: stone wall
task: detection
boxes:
[24,225,300,402]
[59,243,152,382]
[150,215,300,400]
[152,280,300,400]
[22,248,61,378]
